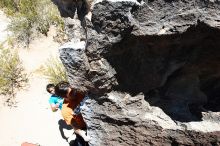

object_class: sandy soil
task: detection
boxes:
[0,10,70,146]
[0,11,10,44]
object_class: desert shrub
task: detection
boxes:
[42,56,68,85]
[8,16,33,46]
[0,0,18,15]
[2,0,64,47]
[0,44,28,105]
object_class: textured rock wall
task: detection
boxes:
[54,0,220,145]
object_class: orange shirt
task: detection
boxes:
[61,91,86,129]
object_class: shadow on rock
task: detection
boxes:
[104,22,220,122]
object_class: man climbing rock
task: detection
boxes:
[55,81,91,144]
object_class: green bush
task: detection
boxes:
[0,44,28,105]
[2,0,64,47]
[0,0,18,15]
[8,16,33,46]
[42,56,68,85]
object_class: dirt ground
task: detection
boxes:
[0,10,71,146]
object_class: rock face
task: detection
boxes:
[54,0,220,145]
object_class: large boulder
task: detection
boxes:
[55,0,220,145]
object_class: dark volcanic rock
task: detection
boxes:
[54,0,220,145]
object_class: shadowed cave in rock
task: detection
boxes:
[104,22,220,122]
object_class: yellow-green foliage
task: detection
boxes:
[0,44,28,105]
[0,0,18,15]
[1,0,64,46]
[42,56,68,85]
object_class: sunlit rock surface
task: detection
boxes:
[55,0,220,145]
